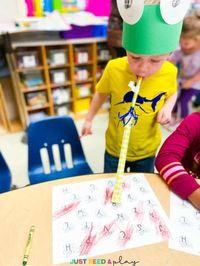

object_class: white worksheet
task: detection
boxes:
[52,174,170,264]
[169,192,200,256]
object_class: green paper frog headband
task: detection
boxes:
[117,0,191,55]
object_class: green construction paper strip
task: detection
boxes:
[123,5,183,55]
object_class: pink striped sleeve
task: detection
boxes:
[157,160,200,199]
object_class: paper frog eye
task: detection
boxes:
[160,0,191,25]
[117,0,144,25]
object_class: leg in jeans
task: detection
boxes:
[104,150,155,174]
[127,156,155,173]
[180,88,199,118]
[104,151,119,173]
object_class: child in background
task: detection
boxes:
[81,2,185,173]
[155,112,200,210]
[170,11,200,125]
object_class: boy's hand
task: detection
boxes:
[157,107,171,125]
[81,120,93,137]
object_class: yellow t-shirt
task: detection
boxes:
[96,56,177,161]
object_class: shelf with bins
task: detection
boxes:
[10,39,111,128]
[73,43,96,114]
[11,46,53,126]
[96,43,111,82]
[46,45,73,117]
[96,43,111,112]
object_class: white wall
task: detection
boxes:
[0,0,26,23]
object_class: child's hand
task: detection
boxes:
[157,107,171,125]
[188,187,200,209]
[81,120,93,137]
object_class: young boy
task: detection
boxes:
[81,2,189,173]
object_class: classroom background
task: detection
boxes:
[0,0,199,190]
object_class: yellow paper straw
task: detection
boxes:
[112,77,142,204]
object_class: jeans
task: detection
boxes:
[104,151,155,173]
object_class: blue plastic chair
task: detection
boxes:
[27,116,93,184]
[0,151,11,193]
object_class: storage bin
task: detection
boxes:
[74,47,90,64]
[48,49,68,66]
[92,25,108,38]
[55,103,71,116]
[60,25,93,39]
[29,111,47,123]
[74,98,90,112]
[96,65,104,79]
[26,91,47,107]
[75,83,92,98]
[16,51,39,68]
[50,69,67,84]
[60,24,108,40]
[98,48,111,61]
[75,67,89,81]
[21,71,44,87]
[52,88,71,104]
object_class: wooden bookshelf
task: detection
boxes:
[8,38,111,130]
